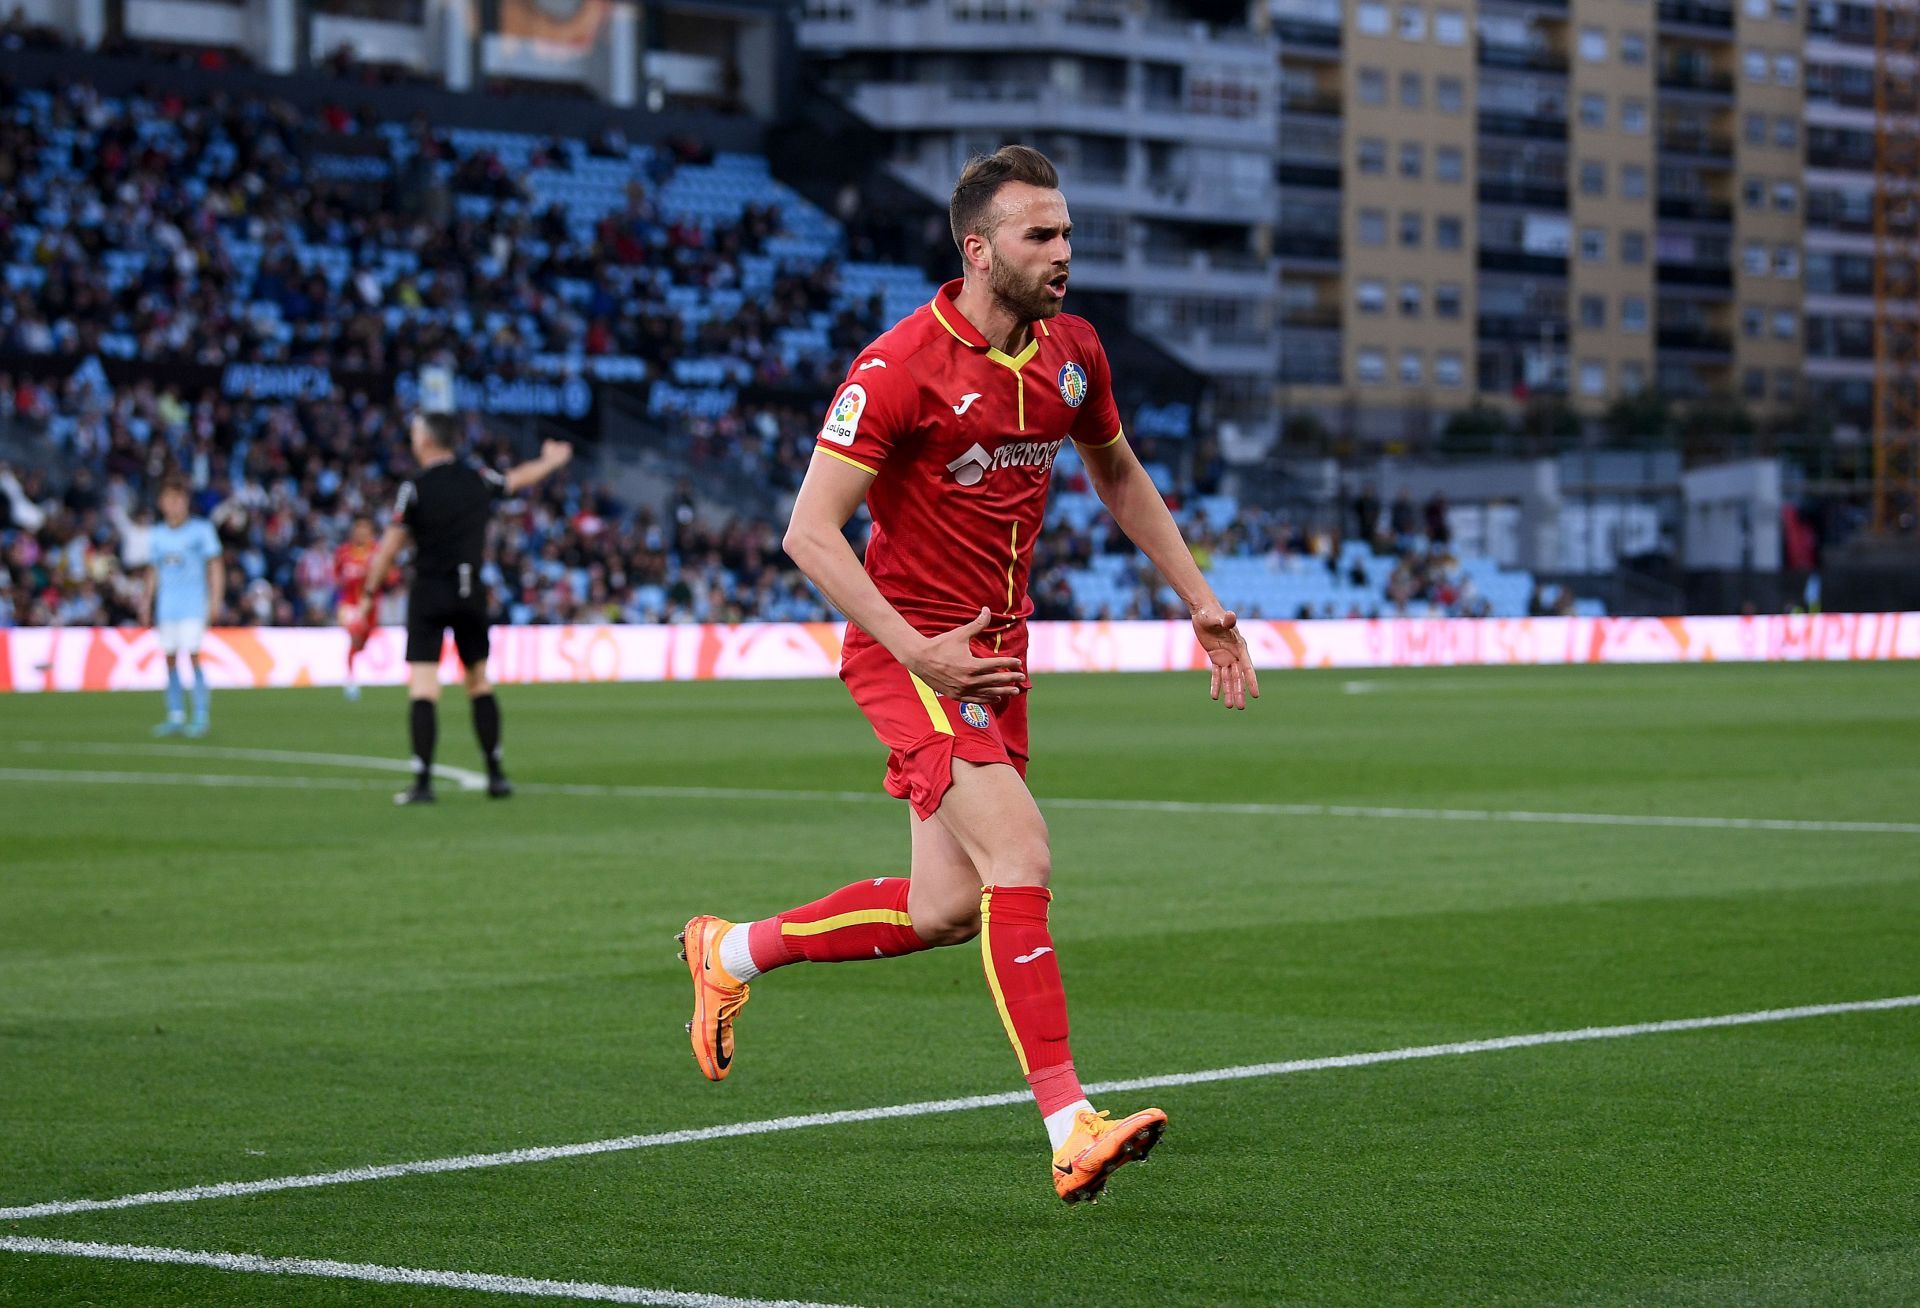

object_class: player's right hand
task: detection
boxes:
[907,607,1024,703]
[541,439,573,468]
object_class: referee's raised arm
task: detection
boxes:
[504,440,574,495]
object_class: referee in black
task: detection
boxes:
[353,411,573,805]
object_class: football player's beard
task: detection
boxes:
[989,256,1065,322]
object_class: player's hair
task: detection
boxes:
[949,145,1060,253]
[414,412,459,450]
[157,475,189,499]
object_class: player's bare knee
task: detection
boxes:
[988,841,1051,889]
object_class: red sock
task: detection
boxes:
[1025,1060,1087,1118]
[746,877,932,972]
[979,884,1076,1084]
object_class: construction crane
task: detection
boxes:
[1873,0,1920,533]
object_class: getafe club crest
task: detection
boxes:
[961,702,991,729]
[1057,362,1088,408]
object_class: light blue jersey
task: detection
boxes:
[150,517,221,623]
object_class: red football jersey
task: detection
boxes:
[816,279,1123,638]
[333,541,374,606]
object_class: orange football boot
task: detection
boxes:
[1051,1107,1167,1204]
[678,915,749,1081]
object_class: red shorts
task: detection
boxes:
[840,623,1030,820]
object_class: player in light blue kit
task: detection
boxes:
[140,476,225,738]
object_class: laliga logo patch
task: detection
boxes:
[961,702,991,729]
[820,384,867,446]
[1057,361,1088,409]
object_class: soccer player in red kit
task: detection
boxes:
[678,145,1259,1203]
[334,515,378,700]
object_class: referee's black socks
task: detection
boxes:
[471,693,503,778]
[410,698,438,788]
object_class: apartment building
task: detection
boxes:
[1276,0,1833,441]
[797,0,1282,440]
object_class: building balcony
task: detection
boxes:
[1277,161,1341,189]
[1656,326,1732,354]
[1479,179,1569,208]
[1658,68,1735,98]
[1656,196,1732,224]
[1072,247,1276,296]
[1281,90,1343,116]
[800,1,1271,67]
[1658,132,1734,161]
[1280,306,1342,329]
[1478,315,1568,344]
[1656,0,1733,35]
[1479,111,1568,142]
[1479,43,1568,75]
[1656,261,1734,289]
[1275,17,1340,52]
[1275,230,1341,261]
[843,81,1273,151]
[1479,248,1569,276]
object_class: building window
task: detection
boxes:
[1400,281,1424,316]
[1774,245,1799,277]
[1744,112,1767,147]
[1773,117,1798,148]
[1358,68,1387,104]
[1359,208,1388,245]
[1622,296,1647,331]
[1743,368,1766,400]
[1399,71,1423,107]
[1357,347,1387,382]
[1436,351,1464,385]
[1621,231,1646,264]
[1435,146,1463,182]
[1622,361,1646,394]
[1774,53,1797,84]
[1773,181,1798,212]
[1357,279,1387,313]
[1435,8,1466,44]
[1772,308,1797,338]
[1578,295,1606,329]
[1399,141,1424,178]
[1744,0,1766,16]
[1743,242,1768,274]
[1357,1,1389,34]
[1620,31,1645,64]
[1399,349,1424,383]
[1742,305,1765,338]
[1436,76,1463,113]
[1621,165,1647,199]
[1399,210,1424,246]
[1745,50,1768,81]
[1435,215,1463,249]
[1359,137,1387,174]
[1579,26,1608,61]
[1580,227,1606,262]
[1579,93,1606,128]
[1773,0,1795,20]
[1773,367,1797,401]
[1743,178,1765,210]
[1435,282,1463,318]
[1399,4,1426,39]
[1579,160,1606,196]
[1580,361,1607,396]
[1622,99,1647,134]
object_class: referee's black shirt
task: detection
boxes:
[394,459,507,583]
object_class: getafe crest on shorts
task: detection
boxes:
[820,384,867,446]
[1057,362,1088,408]
[961,702,991,729]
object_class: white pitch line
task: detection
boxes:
[6,763,1920,835]
[4,993,1913,1223]
[8,740,487,791]
[0,1237,861,1308]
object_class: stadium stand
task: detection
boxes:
[0,73,1596,631]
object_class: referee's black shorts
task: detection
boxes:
[405,576,491,667]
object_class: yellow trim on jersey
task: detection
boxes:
[929,299,971,346]
[908,672,955,735]
[1073,423,1126,450]
[814,445,880,475]
[1003,522,1020,612]
[979,889,1028,1074]
[1036,319,1051,337]
[986,338,1040,372]
[782,908,914,937]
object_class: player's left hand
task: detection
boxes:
[1192,603,1259,710]
[541,439,573,469]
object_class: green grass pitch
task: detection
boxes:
[2,662,1918,1306]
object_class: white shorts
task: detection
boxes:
[156,618,207,656]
